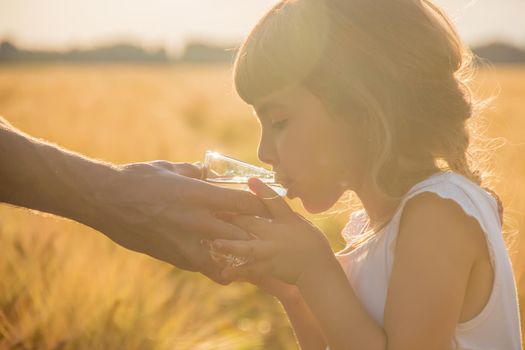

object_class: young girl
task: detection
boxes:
[206,0,523,348]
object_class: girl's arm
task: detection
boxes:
[233,275,327,349]
[295,192,482,350]
[278,252,352,349]
[297,254,386,350]
[279,291,327,350]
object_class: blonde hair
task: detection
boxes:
[233,0,507,246]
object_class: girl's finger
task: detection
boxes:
[222,260,274,280]
[212,239,277,260]
[248,178,294,219]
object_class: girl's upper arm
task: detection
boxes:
[383,191,486,350]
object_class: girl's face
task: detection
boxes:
[252,85,366,213]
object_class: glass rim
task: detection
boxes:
[204,150,274,172]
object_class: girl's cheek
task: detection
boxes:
[275,126,296,158]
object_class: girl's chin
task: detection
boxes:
[298,194,339,214]
[287,184,344,213]
[302,202,328,214]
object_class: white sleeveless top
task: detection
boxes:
[332,171,522,349]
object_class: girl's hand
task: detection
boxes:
[211,178,335,285]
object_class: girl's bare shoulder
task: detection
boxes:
[398,191,488,262]
[384,191,491,347]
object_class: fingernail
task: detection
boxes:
[213,240,223,249]
[247,177,260,186]
[200,239,210,246]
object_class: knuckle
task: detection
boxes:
[179,162,201,176]
[152,160,169,167]
[231,216,244,226]
[122,162,150,173]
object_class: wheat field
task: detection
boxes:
[0,64,523,349]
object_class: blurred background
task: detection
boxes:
[0,0,524,348]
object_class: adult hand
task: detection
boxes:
[88,161,269,285]
[0,121,269,285]
[208,178,334,285]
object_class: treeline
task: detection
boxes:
[0,41,238,64]
[0,40,524,64]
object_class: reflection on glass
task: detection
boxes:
[203,151,287,196]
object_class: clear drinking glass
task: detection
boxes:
[201,150,286,267]
[202,150,287,196]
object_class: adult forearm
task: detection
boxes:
[0,120,120,228]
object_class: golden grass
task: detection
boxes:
[0,64,523,349]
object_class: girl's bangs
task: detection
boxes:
[233,0,330,105]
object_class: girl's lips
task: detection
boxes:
[285,182,297,198]
[274,172,287,184]
[275,173,292,187]
[274,173,296,197]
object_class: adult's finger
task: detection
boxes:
[176,238,233,285]
[173,211,252,240]
[177,163,203,178]
[199,259,233,286]
[212,239,277,260]
[248,178,294,218]
[226,215,277,240]
[191,183,270,218]
[152,161,203,179]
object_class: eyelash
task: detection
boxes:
[271,119,288,131]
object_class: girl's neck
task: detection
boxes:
[355,166,442,229]
[355,182,400,230]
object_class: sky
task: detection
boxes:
[0,0,524,55]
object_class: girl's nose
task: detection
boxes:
[257,131,279,167]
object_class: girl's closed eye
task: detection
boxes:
[271,118,289,131]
